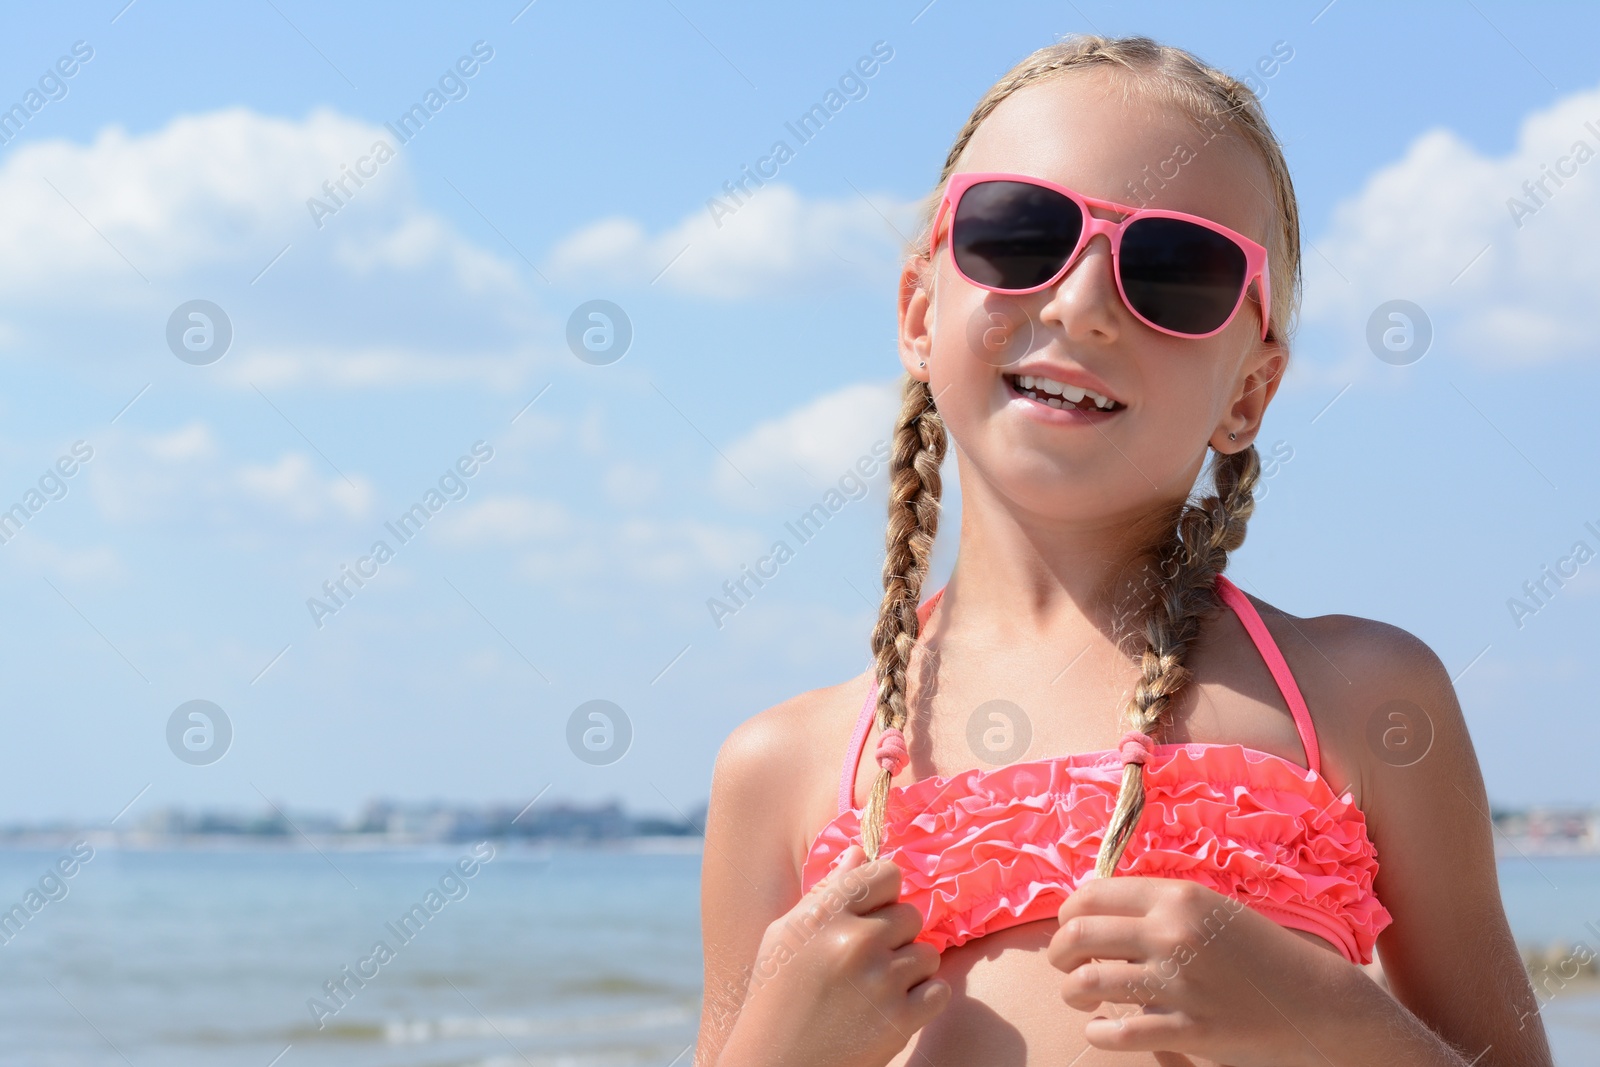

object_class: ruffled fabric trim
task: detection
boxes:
[800,743,1393,966]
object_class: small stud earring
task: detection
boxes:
[919,360,926,368]
[1228,432,1237,441]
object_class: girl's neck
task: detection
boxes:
[925,489,1178,652]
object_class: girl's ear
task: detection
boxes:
[1213,341,1287,452]
[898,256,934,382]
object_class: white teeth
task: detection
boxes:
[1012,373,1118,410]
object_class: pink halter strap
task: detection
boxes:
[1213,574,1321,776]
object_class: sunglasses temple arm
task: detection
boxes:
[930,193,953,254]
[1256,269,1272,340]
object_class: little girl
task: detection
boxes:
[695,34,1551,1067]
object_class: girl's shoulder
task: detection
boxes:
[709,668,875,881]
[1234,590,1471,817]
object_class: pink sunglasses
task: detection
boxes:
[931,171,1273,341]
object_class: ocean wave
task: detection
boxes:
[282,1018,390,1041]
[556,975,684,997]
[381,1006,695,1044]
[352,968,696,998]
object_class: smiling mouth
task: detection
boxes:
[1003,373,1125,413]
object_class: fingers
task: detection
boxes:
[903,975,952,1031]
[1057,957,1160,1012]
[861,900,926,949]
[886,939,941,990]
[1047,914,1155,973]
[806,843,867,900]
[801,845,884,916]
[1055,874,1162,926]
[796,847,921,955]
[829,848,905,917]
[1082,1007,1195,1052]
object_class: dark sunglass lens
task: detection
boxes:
[1119,217,1248,335]
[952,181,1082,290]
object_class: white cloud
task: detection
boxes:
[1303,81,1600,366]
[434,494,573,546]
[2,537,124,584]
[613,516,762,582]
[602,460,662,506]
[544,182,923,299]
[215,344,534,391]
[236,453,372,522]
[484,516,752,586]
[329,212,515,292]
[0,106,539,387]
[435,491,763,586]
[0,107,399,292]
[715,379,901,508]
[86,421,373,526]
[516,542,609,583]
[144,422,217,462]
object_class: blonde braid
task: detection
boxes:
[861,375,947,859]
[1092,445,1262,877]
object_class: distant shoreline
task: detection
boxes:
[1493,839,1600,858]
[0,832,708,853]
[0,834,1594,857]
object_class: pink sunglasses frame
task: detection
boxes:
[930,171,1273,341]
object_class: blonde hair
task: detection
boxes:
[860,33,1299,874]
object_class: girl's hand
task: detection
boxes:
[719,844,951,1067]
[1047,874,1340,1067]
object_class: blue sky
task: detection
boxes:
[1,0,1597,825]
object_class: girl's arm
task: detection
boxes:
[695,695,950,1067]
[1306,620,1555,1066]
[695,708,810,1064]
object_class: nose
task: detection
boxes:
[1036,213,1125,341]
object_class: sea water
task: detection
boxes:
[0,845,1595,1066]
[0,844,703,1067]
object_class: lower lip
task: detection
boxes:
[1002,377,1121,425]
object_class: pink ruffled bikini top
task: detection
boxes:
[800,574,1393,966]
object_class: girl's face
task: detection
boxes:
[898,70,1287,528]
